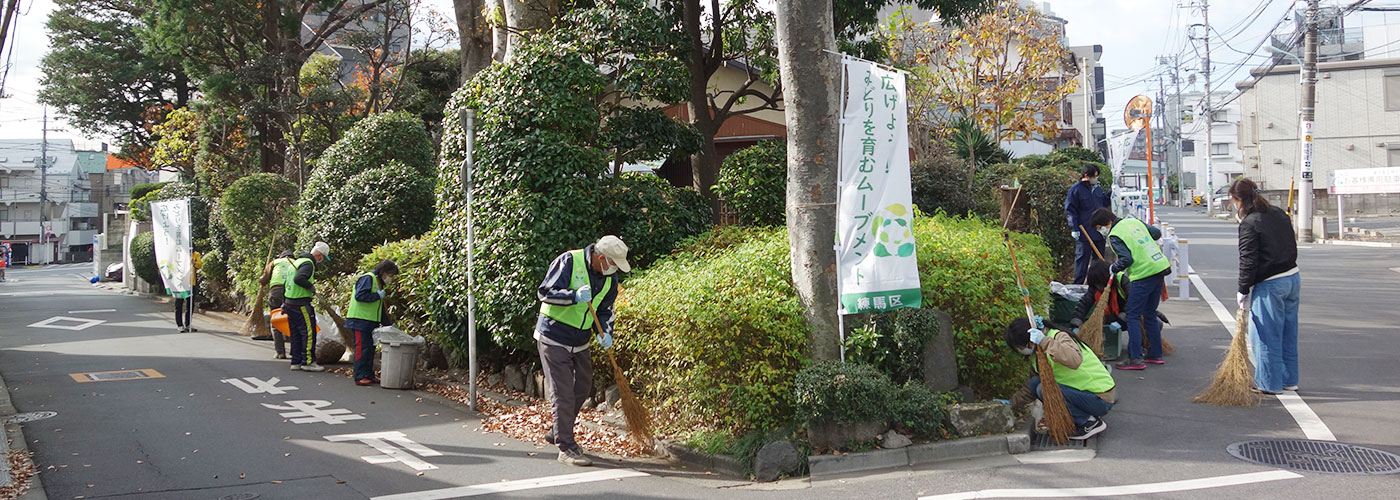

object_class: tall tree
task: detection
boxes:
[886,0,1079,143]
[452,0,493,82]
[681,0,782,219]
[38,0,192,160]
[501,0,560,60]
[832,0,987,59]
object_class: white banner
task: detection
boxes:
[837,58,920,315]
[1329,167,1400,195]
[151,199,193,295]
[1107,129,1140,179]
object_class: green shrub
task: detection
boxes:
[713,141,786,226]
[890,382,946,438]
[130,182,168,201]
[793,361,897,426]
[845,307,942,385]
[912,214,1054,397]
[600,173,712,270]
[911,149,977,217]
[328,237,443,352]
[220,173,300,298]
[614,226,808,434]
[131,232,161,288]
[971,163,1078,279]
[300,112,436,274]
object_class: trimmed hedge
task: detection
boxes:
[793,362,949,441]
[600,173,712,270]
[220,173,300,298]
[328,236,442,350]
[614,226,808,434]
[131,232,161,289]
[130,182,168,201]
[713,141,786,226]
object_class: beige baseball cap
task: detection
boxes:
[595,235,631,273]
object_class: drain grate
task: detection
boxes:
[218,494,259,500]
[1030,432,1089,450]
[1,411,57,424]
[1227,439,1400,475]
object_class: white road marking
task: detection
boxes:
[917,470,1302,500]
[261,400,365,424]
[67,309,117,314]
[325,431,442,472]
[1012,449,1096,464]
[370,468,650,500]
[27,315,106,331]
[222,377,299,395]
[1390,267,1400,274]
[1188,266,1336,441]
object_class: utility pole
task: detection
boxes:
[1298,0,1319,242]
[1202,0,1215,217]
[1172,56,1184,208]
[1157,72,1168,204]
[40,107,49,264]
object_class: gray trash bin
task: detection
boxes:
[375,326,424,389]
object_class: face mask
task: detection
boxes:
[1098,227,1110,238]
[601,262,618,276]
[383,276,394,286]
[1018,347,1035,356]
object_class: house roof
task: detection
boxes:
[0,139,78,175]
[76,151,107,174]
[105,154,138,171]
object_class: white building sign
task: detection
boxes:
[1329,167,1400,195]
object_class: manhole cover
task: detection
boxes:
[218,493,259,500]
[1030,432,1089,450]
[1228,439,1400,475]
[1,411,57,424]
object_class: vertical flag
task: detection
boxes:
[150,199,193,295]
[837,58,920,315]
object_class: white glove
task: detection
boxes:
[377,290,386,299]
[1028,328,1046,345]
[1071,230,1081,240]
[575,286,592,303]
[1237,292,1250,311]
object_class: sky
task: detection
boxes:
[0,1,1377,148]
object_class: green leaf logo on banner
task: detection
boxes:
[873,203,916,258]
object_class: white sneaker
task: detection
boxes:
[301,363,326,372]
[289,364,302,371]
[1284,385,1299,391]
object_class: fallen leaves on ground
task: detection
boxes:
[0,447,36,500]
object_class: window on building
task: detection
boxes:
[1182,140,1195,156]
[1211,142,1231,156]
[1387,74,1400,112]
[1211,110,1228,122]
[1389,145,1400,167]
[0,209,8,220]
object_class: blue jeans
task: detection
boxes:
[1125,273,1165,359]
[1029,375,1114,426]
[352,329,376,381]
[1073,234,1107,284]
[1249,273,1301,392]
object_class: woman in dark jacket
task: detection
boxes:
[1232,178,1300,395]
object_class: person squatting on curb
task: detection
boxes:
[1005,318,1116,440]
[1231,178,1301,395]
[345,260,399,386]
[533,235,631,467]
[1090,207,1170,370]
[285,241,330,373]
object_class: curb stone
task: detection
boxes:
[0,370,49,500]
[807,433,1028,479]
[660,441,746,479]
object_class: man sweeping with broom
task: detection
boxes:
[534,235,631,467]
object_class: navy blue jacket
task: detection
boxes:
[345,274,388,332]
[1065,180,1111,239]
[535,245,619,347]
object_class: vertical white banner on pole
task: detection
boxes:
[837,58,920,315]
[1299,120,1314,181]
[151,199,192,295]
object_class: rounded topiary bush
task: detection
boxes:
[600,173,712,270]
[713,141,786,226]
[130,232,161,289]
[220,173,300,297]
[300,112,437,274]
[614,226,808,434]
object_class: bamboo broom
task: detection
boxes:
[1005,233,1076,445]
[1076,226,1108,358]
[1192,308,1260,406]
[585,301,654,451]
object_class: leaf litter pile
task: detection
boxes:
[325,367,646,457]
[1,446,37,500]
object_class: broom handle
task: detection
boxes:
[1077,225,1106,261]
[583,300,625,372]
[1003,233,1037,325]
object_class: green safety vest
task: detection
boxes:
[1036,330,1116,393]
[269,257,296,288]
[283,257,316,299]
[539,249,612,331]
[346,272,382,323]
[1109,217,1170,281]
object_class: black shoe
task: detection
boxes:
[252,335,273,341]
[1070,417,1107,440]
[543,428,557,445]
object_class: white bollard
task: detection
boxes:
[1176,239,1191,299]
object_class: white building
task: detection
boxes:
[0,139,98,265]
[1068,44,1107,157]
[1176,90,1243,201]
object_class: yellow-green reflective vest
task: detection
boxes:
[1036,330,1116,393]
[269,257,295,288]
[539,249,612,331]
[1109,217,1170,281]
[283,257,316,299]
[346,272,382,323]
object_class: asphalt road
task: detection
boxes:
[3,208,1398,500]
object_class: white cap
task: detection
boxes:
[595,235,630,273]
[312,241,331,260]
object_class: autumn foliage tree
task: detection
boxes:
[886,0,1078,154]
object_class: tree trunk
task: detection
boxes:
[501,0,559,61]
[454,0,494,83]
[775,0,841,361]
[491,0,508,61]
[683,0,722,220]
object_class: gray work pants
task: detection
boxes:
[537,340,594,451]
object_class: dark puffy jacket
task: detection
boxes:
[1238,206,1298,294]
[1064,180,1111,233]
